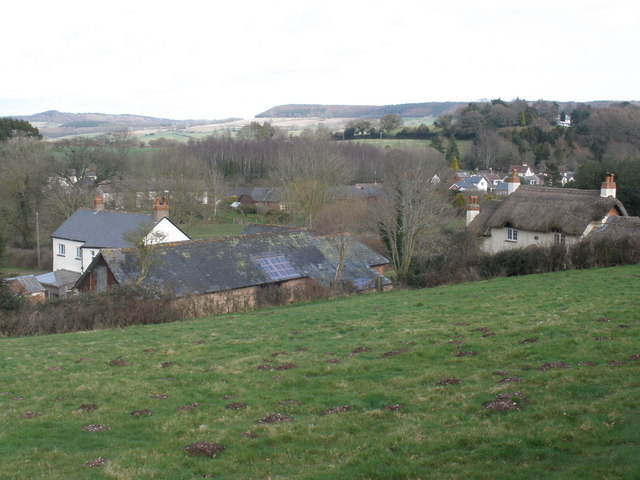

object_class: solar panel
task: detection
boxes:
[256,256,299,281]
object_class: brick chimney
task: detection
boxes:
[600,174,616,198]
[507,169,520,195]
[94,195,105,212]
[466,195,480,226]
[153,196,169,222]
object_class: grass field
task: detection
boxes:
[1,265,639,479]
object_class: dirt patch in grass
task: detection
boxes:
[257,413,293,424]
[437,377,460,385]
[295,347,308,352]
[350,347,371,355]
[143,348,156,353]
[520,337,539,344]
[177,403,203,412]
[629,354,640,361]
[130,409,153,416]
[578,361,597,366]
[12,396,25,401]
[322,405,352,415]
[498,377,522,384]
[609,360,626,367]
[185,442,225,458]
[385,404,402,411]
[454,350,478,357]
[226,402,247,409]
[242,431,258,438]
[83,424,111,432]
[618,324,631,328]
[161,362,178,368]
[483,392,529,412]
[221,395,237,400]
[448,339,465,345]
[151,394,169,400]
[326,358,342,364]
[258,364,272,370]
[110,357,131,367]
[276,363,297,370]
[381,348,410,358]
[597,317,612,322]
[21,411,42,418]
[84,457,107,467]
[539,362,571,371]
[78,404,98,411]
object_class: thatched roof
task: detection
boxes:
[469,185,628,236]
[588,215,640,239]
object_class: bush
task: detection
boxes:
[407,233,640,288]
[0,286,181,337]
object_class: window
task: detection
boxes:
[553,232,566,245]
[91,250,96,258]
[507,228,518,242]
[57,244,66,256]
[256,256,299,281]
[76,247,82,259]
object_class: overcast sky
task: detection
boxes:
[2,0,638,120]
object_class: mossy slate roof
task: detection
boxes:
[91,230,390,297]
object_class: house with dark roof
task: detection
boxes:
[467,175,628,254]
[75,229,391,317]
[231,187,284,210]
[51,196,190,274]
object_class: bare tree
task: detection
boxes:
[270,138,353,227]
[123,223,167,285]
[372,150,450,283]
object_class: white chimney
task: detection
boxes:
[466,195,480,226]
[507,169,520,195]
[600,174,616,198]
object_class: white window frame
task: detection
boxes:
[507,228,518,242]
[553,232,566,245]
[76,247,82,259]
[57,243,66,256]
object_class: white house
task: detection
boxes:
[467,175,628,254]
[51,196,190,274]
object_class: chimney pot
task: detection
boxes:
[94,195,105,212]
[600,174,617,198]
[153,196,169,221]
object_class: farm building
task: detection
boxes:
[75,229,391,317]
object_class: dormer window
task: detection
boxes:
[507,227,518,242]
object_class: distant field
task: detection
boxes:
[183,223,246,239]
[1,265,638,479]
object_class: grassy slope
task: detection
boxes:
[0,265,639,479]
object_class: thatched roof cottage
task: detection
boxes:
[467,175,628,254]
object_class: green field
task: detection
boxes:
[1,265,639,479]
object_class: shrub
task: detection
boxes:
[0,286,180,337]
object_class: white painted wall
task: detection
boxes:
[145,218,190,245]
[52,238,84,273]
[480,228,581,254]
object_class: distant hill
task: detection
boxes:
[12,110,236,138]
[256,102,467,119]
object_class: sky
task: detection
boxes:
[2,0,639,120]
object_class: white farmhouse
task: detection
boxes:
[51,196,190,275]
[467,174,628,254]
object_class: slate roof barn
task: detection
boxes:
[76,230,390,297]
